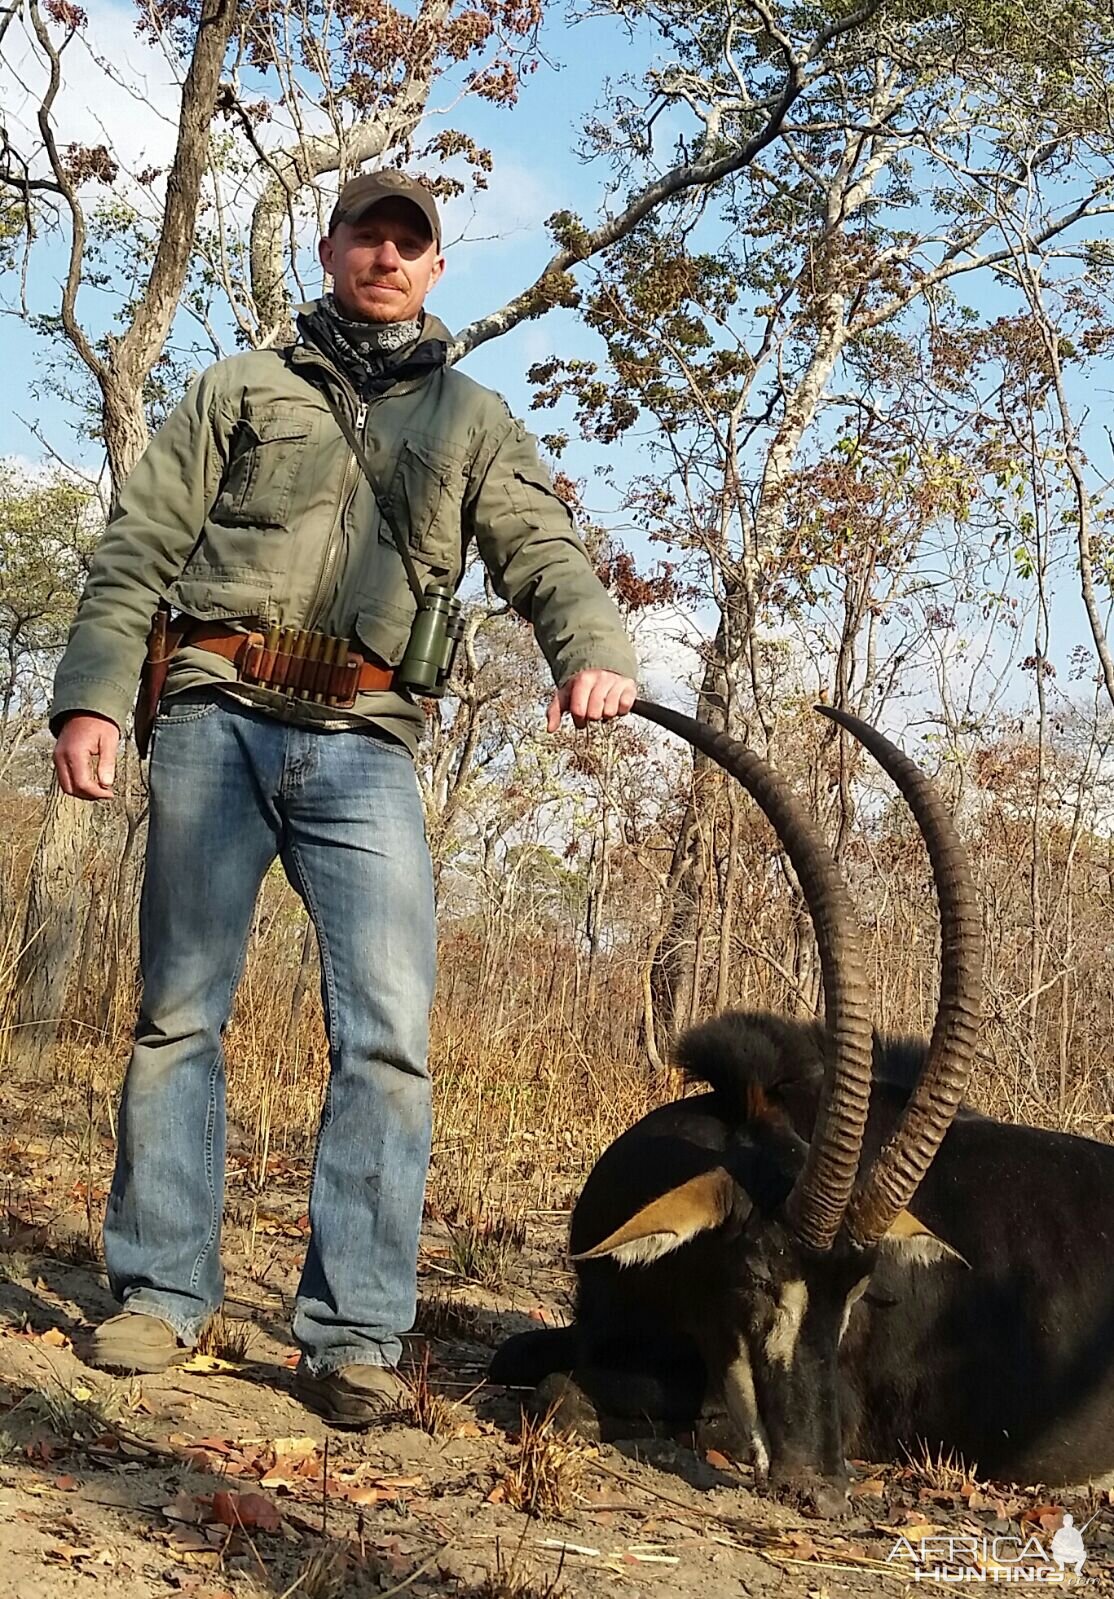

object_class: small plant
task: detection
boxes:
[197,1309,255,1363]
[446,1210,527,1289]
[458,1539,565,1598]
[416,1291,488,1344]
[51,1229,103,1269]
[279,1539,350,1599]
[399,1346,459,1437]
[0,1377,127,1456]
[902,1438,980,1493]
[499,1408,587,1519]
[0,1251,31,1284]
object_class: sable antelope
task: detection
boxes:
[493,702,996,1511]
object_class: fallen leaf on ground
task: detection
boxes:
[209,1490,282,1532]
[163,1491,207,1525]
[39,1327,69,1348]
[272,1435,318,1460]
[779,1535,819,1562]
[852,1478,886,1498]
[704,1449,733,1471]
[179,1354,240,1374]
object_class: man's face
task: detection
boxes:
[319,198,445,324]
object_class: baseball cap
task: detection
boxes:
[328,171,441,247]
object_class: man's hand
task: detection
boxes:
[54,713,121,801]
[547,670,638,733]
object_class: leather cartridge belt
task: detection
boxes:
[178,619,396,708]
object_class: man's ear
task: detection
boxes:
[318,235,335,277]
[428,251,446,290]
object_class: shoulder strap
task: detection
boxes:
[322,391,429,611]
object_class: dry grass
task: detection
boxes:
[461,1550,566,1599]
[0,1376,129,1456]
[197,1308,256,1363]
[399,1345,460,1437]
[278,1541,350,1599]
[499,1407,589,1519]
[416,1290,489,1344]
[902,1438,981,1494]
[446,1210,528,1289]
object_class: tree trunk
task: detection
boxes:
[13,0,241,1080]
[9,788,96,1074]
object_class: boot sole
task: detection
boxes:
[87,1351,186,1375]
[294,1373,403,1428]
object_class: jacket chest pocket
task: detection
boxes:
[385,437,464,575]
[213,416,313,528]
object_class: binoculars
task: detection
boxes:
[396,583,465,698]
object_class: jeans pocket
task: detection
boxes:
[157,689,223,725]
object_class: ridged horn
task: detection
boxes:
[633,698,873,1253]
[815,706,983,1247]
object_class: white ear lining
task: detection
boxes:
[880,1232,968,1268]
[600,1232,688,1268]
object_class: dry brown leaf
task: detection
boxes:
[851,1478,886,1498]
[39,1327,69,1348]
[209,1489,282,1532]
[343,1484,392,1505]
[43,1545,85,1565]
[165,1526,221,1564]
[163,1491,207,1525]
[704,1449,733,1471]
[781,1535,819,1561]
[179,1354,239,1375]
[52,1474,79,1491]
[272,1434,317,1460]
[486,1482,506,1504]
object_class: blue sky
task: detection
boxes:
[2,1,1111,715]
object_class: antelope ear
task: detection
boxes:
[882,1208,969,1268]
[571,1169,736,1268]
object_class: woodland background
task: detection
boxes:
[3,0,1114,1232]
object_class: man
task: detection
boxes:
[51,171,638,1426]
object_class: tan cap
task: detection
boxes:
[328,170,441,247]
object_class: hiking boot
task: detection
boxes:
[295,1363,407,1427]
[86,1311,187,1374]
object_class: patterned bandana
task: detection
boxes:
[311,294,423,397]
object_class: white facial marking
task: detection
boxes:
[723,1341,770,1475]
[840,1275,871,1341]
[765,1279,809,1368]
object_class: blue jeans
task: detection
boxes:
[105,691,435,1375]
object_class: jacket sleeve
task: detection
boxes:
[50,369,230,734]
[464,416,638,687]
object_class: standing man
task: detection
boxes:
[51,171,638,1426]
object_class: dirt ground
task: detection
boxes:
[2,1073,1113,1599]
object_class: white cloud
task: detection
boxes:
[631,604,705,710]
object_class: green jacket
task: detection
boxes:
[51,309,638,752]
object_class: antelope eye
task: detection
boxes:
[743,1256,774,1286]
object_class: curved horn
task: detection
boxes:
[633,698,873,1253]
[816,706,983,1247]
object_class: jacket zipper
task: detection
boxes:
[305,391,367,631]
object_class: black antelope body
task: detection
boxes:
[492,703,1114,1503]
